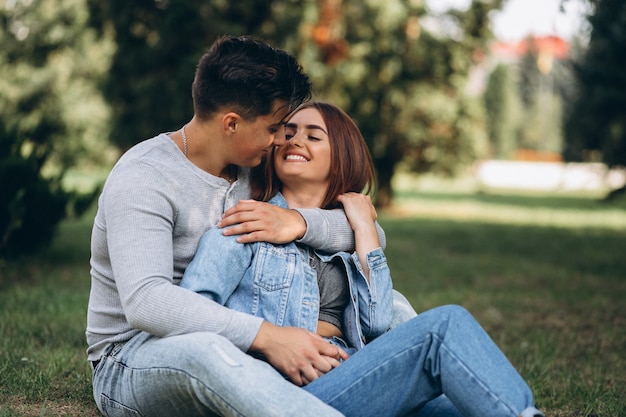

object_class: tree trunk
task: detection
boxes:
[374,154,397,209]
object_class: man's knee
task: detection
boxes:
[167,332,248,371]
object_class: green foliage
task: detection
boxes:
[564,0,626,168]
[482,32,578,161]
[0,0,113,257]
[484,63,520,158]
[87,0,500,207]
[519,90,563,153]
[512,37,568,156]
[83,0,323,152]
[517,42,542,109]
[86,0,304,150]
[288,0,500,206]
[0,140,66,257]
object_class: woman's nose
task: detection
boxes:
[287,133,303,147]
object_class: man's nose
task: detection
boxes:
[273,131,286,146]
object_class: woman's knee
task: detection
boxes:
[404,304,476,337]
[417,304,472,322]
[439,304,472,318]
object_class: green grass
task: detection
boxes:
[1,214,98,417]
[381,187,626,417]
[1,185,625,416]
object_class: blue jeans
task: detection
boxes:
[304,305,538,417]
[92,305,540,417]
[92,331,343,417]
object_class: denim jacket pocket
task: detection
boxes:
[252,244,297,291]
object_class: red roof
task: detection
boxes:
[491,35,570,59]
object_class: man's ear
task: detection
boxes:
[222,112,240,134]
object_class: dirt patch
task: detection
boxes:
[1,397,100,417]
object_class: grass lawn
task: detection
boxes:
[1,182,625,416]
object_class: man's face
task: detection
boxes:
[231,100,289,167]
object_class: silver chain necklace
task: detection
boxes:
[181,124,188,157]
[181,125,235,183]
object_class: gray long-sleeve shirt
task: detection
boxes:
[86,134,384,361]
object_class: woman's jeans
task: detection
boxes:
[92,305,538,417]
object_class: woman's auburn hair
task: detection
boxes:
[250,101,377,209]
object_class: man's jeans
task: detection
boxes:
[92,305,539,417]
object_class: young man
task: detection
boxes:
[87,35,359,417]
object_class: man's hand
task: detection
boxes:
[218,200,306,244]
[250,322,349,386]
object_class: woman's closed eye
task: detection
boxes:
[285,134,321,142]
[284,122,327,142]
[285,127,296,140]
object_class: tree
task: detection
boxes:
[484,63,520,158]
[0,0,110,257]
[564,0,626,172]
[514,36,568,156]
[86,0,304,151]
[289,0,500,206]
[88,0,501,207]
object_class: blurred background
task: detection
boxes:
[2,2,625,415]
[1,0,624,256]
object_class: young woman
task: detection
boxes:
[181,102,544,417]
[181,102,393,357]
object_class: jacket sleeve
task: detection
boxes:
[350,248,393,340]
[180,227,254,305]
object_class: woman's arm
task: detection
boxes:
[336,193,393,340]
[351,249,393,339]
[336,193,379,281]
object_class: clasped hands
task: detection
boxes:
[251,322,350,387]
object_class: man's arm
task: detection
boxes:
[219,200,386,252]
[92,162,264,352]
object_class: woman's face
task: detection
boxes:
[274,107,332,190]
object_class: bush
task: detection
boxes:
[0,130,67,257]
[0,0,110,258]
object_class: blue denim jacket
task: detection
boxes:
[181,194,394,350]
